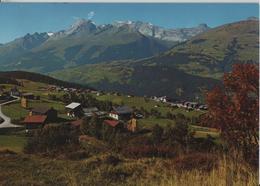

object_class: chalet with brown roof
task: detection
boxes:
[30,106,58,122]
[23,115,47,129]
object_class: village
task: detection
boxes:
[0,81,209,135]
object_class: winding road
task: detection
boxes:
[0,96,22,128]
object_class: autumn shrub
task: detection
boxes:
[206,64,259,166]
[189,135,219,152]
[164,120,194,152]
[24,124,79,154]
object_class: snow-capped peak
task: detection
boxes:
[47,32,54,36]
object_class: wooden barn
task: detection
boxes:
[23,115,47,129]
[30,106,58,122]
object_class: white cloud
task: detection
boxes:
[87,11,95,20]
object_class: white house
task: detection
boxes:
[65,102,82,117]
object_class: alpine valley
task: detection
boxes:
[0,18,258,99]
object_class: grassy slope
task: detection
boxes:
[0,135,27,152]
[1,79,218,137]
[94,93,219,137]
[2,100,66,121]
[1,79,68,121]
[51,62,134,84]
[0,151,257,186]
[51,61,220,100]
[0,71,88,89]
[0,76,219,159]
[146,20,259,79]
[95,94,204,118]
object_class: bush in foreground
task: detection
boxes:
[24,124,79,154]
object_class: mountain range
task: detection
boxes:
[0,18,258,99]
[0,19,209,73]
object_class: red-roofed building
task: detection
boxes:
[103,120,124,131]
[23,115,47,129]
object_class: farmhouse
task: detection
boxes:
[30,106,58,122]
[23,115,47,129]
[65,102,82,118]
[109,106,133,121]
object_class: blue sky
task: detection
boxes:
[0,3,258,43]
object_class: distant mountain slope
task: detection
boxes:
[139,20,259,79]
[0,71,91,89]
[51,61,220,100]
[0,19,210,73]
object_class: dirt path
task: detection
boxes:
[0,96,23,128]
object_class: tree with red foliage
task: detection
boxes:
[206,64,259,164]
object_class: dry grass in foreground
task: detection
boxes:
[0,149,257,186]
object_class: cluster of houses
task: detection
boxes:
[150,96,171,103]
[170,101,208,110]
[2,85,137,133]
[5,84,207,132]
[47,85,104,96]
[64,102,137,132]
[150,96,208,111]
[22,100,137,133]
